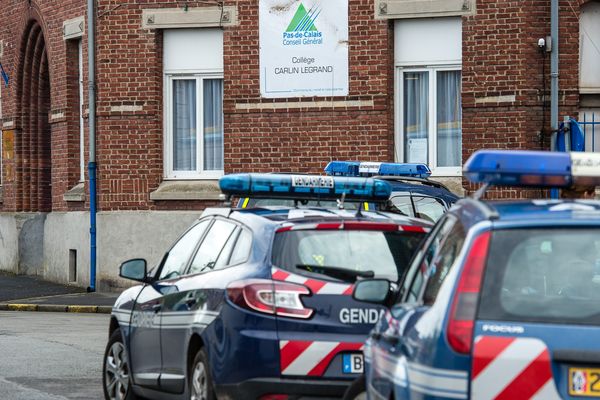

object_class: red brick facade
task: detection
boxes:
[0,0,591,211]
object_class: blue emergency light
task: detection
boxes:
[324,161,431,178]
[464,150,600,188]
[219,173,392,201]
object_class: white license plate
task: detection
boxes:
[343,353,364,374]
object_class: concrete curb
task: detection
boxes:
[0,303,112,314]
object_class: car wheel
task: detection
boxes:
[343,374,367,400]
[103,328,137,400]
[190,348,215,400]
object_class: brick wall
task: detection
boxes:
[0,0,590,210]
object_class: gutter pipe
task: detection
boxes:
[87,0,97,292]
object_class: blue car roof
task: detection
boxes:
[386,180,459,204]
[202,206,432,229]
[450,198,600,229]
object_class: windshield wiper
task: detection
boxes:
[296,264,375,282]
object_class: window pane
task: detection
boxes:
[436,71,462,167]
[173,79,197,171]
[203,79,224,171]
[272,230,425,282]
[479,229,600,325]
[413,196,447,223]
[189,219,236,275]
[159,220,210,280]
[404,72,429,164]
[229,229,253,266]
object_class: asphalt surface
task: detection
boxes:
[0,272,84,302]
[0,272,120,311]
[0,311,110,399]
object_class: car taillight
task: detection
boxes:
[446,231,490,355]
[226,279,313,319]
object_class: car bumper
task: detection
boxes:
[217,377,351,399]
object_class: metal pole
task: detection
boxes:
[550,0,559,151]
[87,0,97,292]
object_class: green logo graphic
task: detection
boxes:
[286,3,320,32]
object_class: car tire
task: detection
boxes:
[343,374,367,400]
[189,348,216,400]
[103,328,139,400]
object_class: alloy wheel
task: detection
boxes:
[190,360,209,400]
[104,341,130,400]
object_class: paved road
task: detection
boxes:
[0,311,110,399]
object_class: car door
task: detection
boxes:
[128,219,211,390]
[158,217,238,394]
[367,216,465,399]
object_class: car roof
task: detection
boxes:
[380,178,460,204]
[449,198,600,230]
[202,206,433,230]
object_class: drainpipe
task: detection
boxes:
[87,0,97,292]
[550,0,559,151]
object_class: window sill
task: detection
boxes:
[63,182,86,202]
[150,180,222,201]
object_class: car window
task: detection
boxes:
[214,228,241,270]
[479,228,600,325]
[401,216,456,303]
[228,229,252,265]
[422,221,466,305]
[188,219,237,275]
[272,229,425,282]
[389,195,414,217]
[159,219,211,280]
[413,196,447,223]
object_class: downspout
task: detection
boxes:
[550,0,559,151]
[87,0,97,292]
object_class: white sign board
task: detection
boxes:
[259,0,348,98]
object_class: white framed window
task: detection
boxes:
[580,2,600,93]
[164,29,224,179]
[394,18,462,176]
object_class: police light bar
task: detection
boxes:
[324,161,431,178]
[464,150,600,188]
[219,173,392,201]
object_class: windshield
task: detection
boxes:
[479,228,600,325]
[272,229,425,282]
[389,195,447,222]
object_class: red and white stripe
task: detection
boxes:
[271,267,354,295]
[471,336,561,400]
[279,340,363,376]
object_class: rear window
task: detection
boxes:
[272,229,425,282]
[478,228,600,325]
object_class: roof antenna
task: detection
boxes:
[472,183,490,200]
[337,192,346,210]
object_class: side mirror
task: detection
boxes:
[119,259,148,282]
[353,279,392,305]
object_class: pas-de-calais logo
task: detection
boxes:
[282,3,323,46]
[571,370,588,393]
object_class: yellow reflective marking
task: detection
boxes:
[242,198,250,208]
[364,202,369,211]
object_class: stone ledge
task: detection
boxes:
[63,182,85,202]
[142,7,238,29]
[150,180,222,201]
[375,0,475,19]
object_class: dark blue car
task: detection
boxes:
[239,162,460,223]
[102,174,431,400]
[357,150,600,399]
